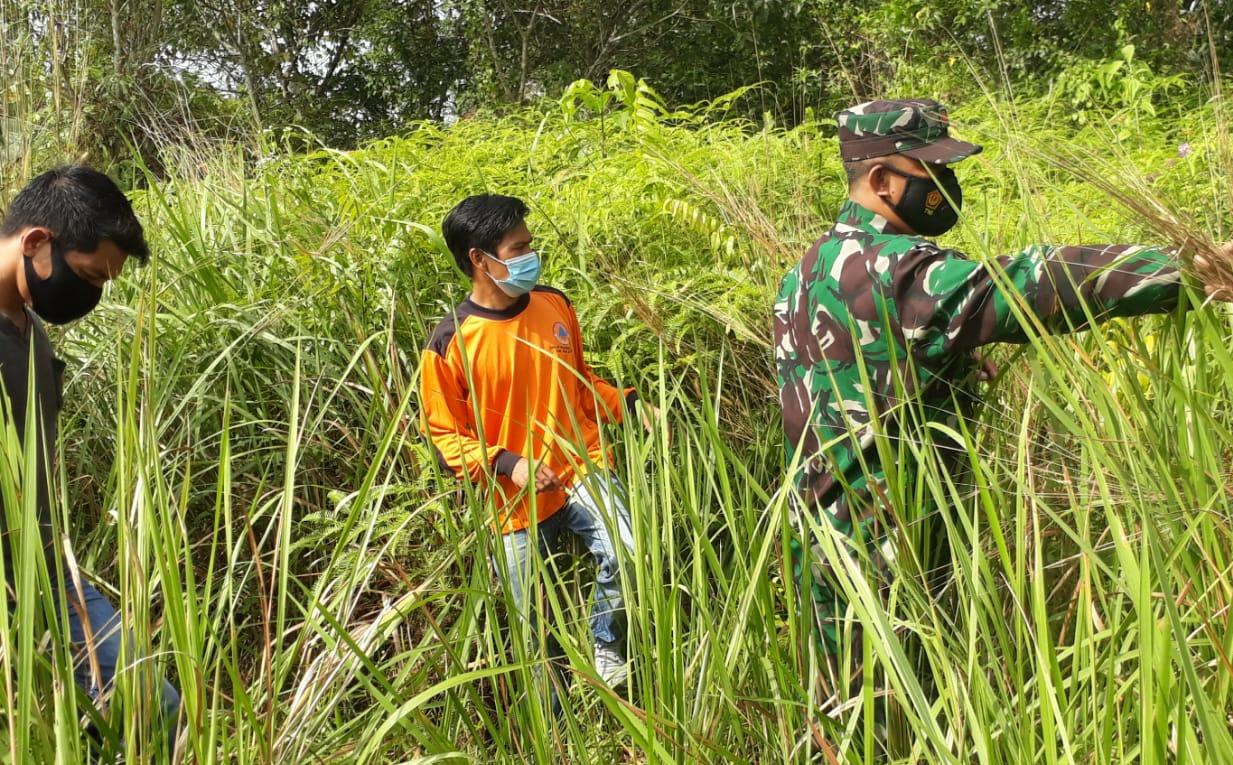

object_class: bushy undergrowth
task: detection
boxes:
[3,73,1233,763]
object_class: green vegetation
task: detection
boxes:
[3,27,1233,765]
[3,0,1232,156]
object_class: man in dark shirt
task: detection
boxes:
[0,166,179,755]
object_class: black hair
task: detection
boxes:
[441,194,529,277]
[1,165,149,261]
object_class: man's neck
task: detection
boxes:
[0,243,28,332]
[847,191,912,236]
[468,278,520,312]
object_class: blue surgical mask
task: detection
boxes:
[484,250,541,296]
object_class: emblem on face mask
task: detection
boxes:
[882,163,961,236]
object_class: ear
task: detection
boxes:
[18,227,54,281]
[19,227,52,259]
[867,164,892,199]
[468,247,487,275]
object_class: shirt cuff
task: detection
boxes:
[624,390,640,417]
[493,450,523,477]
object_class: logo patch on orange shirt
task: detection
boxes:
[552,321,571,354]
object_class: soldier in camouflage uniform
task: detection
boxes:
[773,99,1233,700]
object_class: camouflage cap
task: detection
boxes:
[837,99,982,164]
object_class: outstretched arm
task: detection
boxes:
[892,241,1186,362]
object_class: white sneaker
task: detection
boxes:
[594,642,628,687]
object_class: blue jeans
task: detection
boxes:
[67,579,181,756]
[498,472,635,651]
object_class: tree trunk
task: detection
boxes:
[110,0,123,76]
[516,0,543,103]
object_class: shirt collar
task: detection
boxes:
[0,306,33,341]
[461,291,531,320]
[833,198,897,236]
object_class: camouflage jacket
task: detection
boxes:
[774,199,1182,535]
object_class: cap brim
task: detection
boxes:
[901,138,982,164]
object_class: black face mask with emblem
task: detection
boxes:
[25,241,103,325]
[881,164,962,236]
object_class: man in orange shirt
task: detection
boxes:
[420,194,651,700]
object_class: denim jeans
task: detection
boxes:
[497,471,635,653]
[66,578,181,757]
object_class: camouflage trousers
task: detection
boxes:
[790,512,952,677]
[790,534,870,659]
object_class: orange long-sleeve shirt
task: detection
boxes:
[419,286,635,533]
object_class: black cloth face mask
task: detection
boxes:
[880,164,962,236]
[25,241,103,324]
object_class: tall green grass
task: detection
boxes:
[1,76,1232,763]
